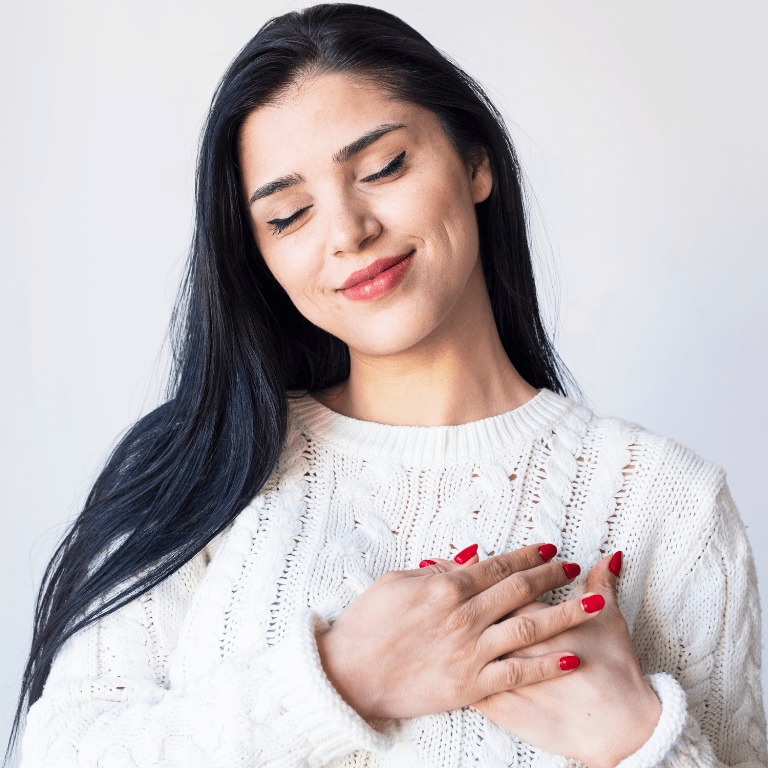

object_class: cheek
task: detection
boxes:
[414,161,476,242]
[394,169,479,293]
[261,245,329,320]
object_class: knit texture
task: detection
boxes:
[20,389,767,767]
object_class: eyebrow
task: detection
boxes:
[248,122,407,205]
[248,173,304,204]
[332,122,407,164]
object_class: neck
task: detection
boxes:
[315,261,538,426]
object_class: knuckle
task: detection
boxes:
[511,613,538,648]
[427,576,464,605]
[484,557,514,584]
[504,574,534,605]
[534,654,553,680]
[501,659,525,689]
[451,571,473,593]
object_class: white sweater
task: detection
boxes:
[20,389,767,768]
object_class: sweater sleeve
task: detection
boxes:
[19,550,393,768]
[616,482,767,768]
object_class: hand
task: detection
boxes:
[472,554,662,768]
[315,544,603,722]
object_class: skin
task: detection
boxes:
[428,552,662,768]
[240,71,536,426]
[239,71,661,767]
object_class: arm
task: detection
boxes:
[631,483,767,768]
[475,488,768,768]
[21,540,604,767]
[19,551,392,768]
[465,483,768,768]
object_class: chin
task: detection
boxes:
[340,321,438,359]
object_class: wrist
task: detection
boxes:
[597,679,662,768]
[606,673,689,768]
[315,626,384,722]
[270,609,396,759]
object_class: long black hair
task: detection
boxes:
[9,3,576,757]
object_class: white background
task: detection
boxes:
[1,0,766,758]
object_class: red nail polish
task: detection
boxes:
[454,544,479,564]
[582,594,605,613]
[538,543,557,562]
[609,551,623,577]
[419,560,436,568]
[559,655,580,671]
[562,562,581,579]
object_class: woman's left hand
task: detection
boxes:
[424,551,662,768]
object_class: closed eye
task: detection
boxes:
[268,206,312,235]
[361,151,406,183]
[266,151,405,235]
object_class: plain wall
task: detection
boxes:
[2,0,766,758]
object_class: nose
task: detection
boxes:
[325,192,382,256]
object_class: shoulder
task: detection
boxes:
[566,397,728,543]
[583,405,725,491]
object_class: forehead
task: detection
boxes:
[239,72,436,174]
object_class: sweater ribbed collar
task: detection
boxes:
[288,388,575,465]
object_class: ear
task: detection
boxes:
[467,147,493,204]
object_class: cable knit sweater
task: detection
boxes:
[20,389,767,768]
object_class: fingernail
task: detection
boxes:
[559,655,580,671]
[454,544,478,564]
[538,543,557,562]
[582,594,605,613]
[562,562,581,579]
[609,550,623,577]
[419,560,436,568]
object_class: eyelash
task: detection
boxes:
[268,207,308,235]
[361,150,406,182]
[267,151,407,235]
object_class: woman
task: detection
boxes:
[11,4,766,767]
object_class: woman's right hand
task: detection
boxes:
[315,544,604,722]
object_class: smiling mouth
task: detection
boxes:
[340,251,414,290]
[339,250,415,302]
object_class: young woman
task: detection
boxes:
[12,5,766,768]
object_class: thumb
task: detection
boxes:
[584,550,623,601]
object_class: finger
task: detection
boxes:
[497,598,549,625]
[418,554,480,569]
[475,649,581,698]
[421,544,558,573]
[450,543,561,597]
[471,559,582,625]
[404,554,475,578]
[584,551,622,605]
[510,600,550,616]
[423,544,485,567]
[397,552,482,580]
[479,590,605,659]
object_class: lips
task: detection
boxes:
[341,251,414,290]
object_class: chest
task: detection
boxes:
[172,411,648,678]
